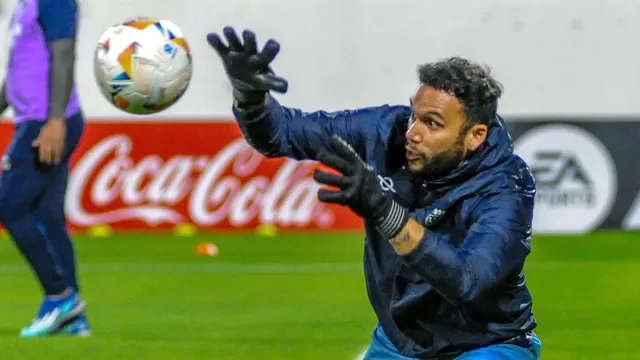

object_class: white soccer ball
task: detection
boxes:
[94,17,192,115]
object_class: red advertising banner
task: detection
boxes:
[0,121,364,231]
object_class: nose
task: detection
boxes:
[406,121,423,143]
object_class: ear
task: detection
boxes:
[465,124,488,152]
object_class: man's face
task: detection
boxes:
[405,85,487,179]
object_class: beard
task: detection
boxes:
[407,135,467,181]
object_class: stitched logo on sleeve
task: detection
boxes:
[424,208,446,227]
[377,175,395,193]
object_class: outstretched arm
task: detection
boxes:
[207,27,411,162]
[390,191,534,304]
[233,95,409,161]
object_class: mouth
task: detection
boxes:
[405,146,420,160]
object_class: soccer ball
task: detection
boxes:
[94,17,192,115]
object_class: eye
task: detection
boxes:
[427,120,440,129]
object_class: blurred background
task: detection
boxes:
[0,0,639,359]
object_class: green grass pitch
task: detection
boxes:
[0,230,638,359]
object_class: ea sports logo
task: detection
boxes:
[514,124,617,233]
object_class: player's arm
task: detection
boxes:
[38,0,78,122]
[0,81,8,116]
[313,136,533,305]
[390,190,534,304]
[208,27,411,160]
[233,95,408,161]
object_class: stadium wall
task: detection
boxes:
[0,0,638,234]
[1,0,640,118]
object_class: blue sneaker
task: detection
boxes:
[56,314,91,337]
[20,290,86,337]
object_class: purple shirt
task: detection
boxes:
[6,0,81,123]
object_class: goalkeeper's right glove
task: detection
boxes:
[207,26,288,105]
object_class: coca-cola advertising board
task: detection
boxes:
[0,121,364,232]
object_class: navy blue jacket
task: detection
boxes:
[233,96,538,359]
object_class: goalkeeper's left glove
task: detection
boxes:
[313,135,410,239]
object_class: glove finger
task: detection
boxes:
[258,39,281,65]
[340,172,361,201]
[206,33,228,55]
[223,26,243,51]
[313,169,345,188]
[263,73,288,93]
[242,29,258,55]
[328,135,368,167]
[253,72,288,93]
[318,150,354,174]
[317,189,348,204]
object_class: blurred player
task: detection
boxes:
[208,27,542,359]
[0,0,89,337]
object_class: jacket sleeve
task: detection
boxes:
[232,95,410,161]
[399,189,535,304]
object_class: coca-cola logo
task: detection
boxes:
[66,134,335,228]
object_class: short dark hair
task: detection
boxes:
[417,57,503,129]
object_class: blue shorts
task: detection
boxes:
[362,324,541,360]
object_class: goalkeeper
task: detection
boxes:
[208,27,542,360]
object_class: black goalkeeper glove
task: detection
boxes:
[313,135,411,239]
[207,27,288,104]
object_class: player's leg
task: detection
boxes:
[0,166,68,293]
[37,112,89,336]
[34,162,91,336]
[362,324,417,360]
[0,121,85,337]
[34,164,79,290]
[33,113,83,293]
[453,345,533,360]
[453,333,541,360]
